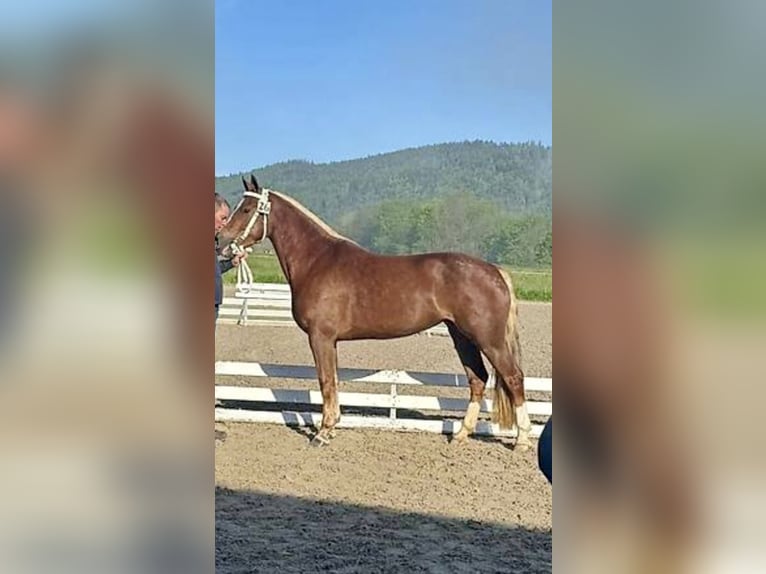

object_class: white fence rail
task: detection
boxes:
[215,361,552,439]
[217,283,449,335]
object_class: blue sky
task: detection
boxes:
[215,0,551,175]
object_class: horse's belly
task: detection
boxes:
[339,323,439,340]
[294,289,444,339]
[340,308,444,339]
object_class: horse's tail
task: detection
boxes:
[492,267,522,430]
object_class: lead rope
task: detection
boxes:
[232,243,254,292]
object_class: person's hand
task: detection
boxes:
[231,251,248,266]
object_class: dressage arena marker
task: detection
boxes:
[215,361,552,438]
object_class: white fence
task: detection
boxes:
[216,283,292,326]
[215,361,552,439]
[217,282,448,335]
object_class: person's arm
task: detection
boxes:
[219,251,247,274]
[218,256,235,274]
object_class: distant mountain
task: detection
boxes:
[215,140,551,224]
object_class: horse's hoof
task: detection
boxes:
[515,441,532,452]
[310,434,331,447]
[451,431,469,445]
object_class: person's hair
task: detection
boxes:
[214,193,230,211]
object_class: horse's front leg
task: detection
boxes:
[308,332,340,447]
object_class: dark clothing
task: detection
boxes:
[0,178,32,348]
[538,416,552,484]
[215,241,234,315]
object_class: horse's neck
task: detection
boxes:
[269,199,334,288]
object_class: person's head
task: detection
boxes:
[215,193,230,234]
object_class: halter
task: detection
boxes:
[231,189,271,251]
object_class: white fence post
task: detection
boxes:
[389,384,397,421]
[238,298,248,326]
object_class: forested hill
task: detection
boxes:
[215,140,551,223]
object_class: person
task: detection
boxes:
[215,193,246,323]
[538,416,552,484]
[215,193,246,443]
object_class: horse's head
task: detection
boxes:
[216,174,272,257]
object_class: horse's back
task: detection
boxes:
[292,245,506,338]
[317,245,505,300]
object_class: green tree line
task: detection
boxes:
[216,140,552,267]
[216,140,551,221]
[338,193,551,267]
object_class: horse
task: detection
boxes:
[216,175,532,449]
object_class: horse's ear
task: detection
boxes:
[241,176,249,191]
[250,174,260,192]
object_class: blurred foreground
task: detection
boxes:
[0,2,213,573]
[555,1,766,572]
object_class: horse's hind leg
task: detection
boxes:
[308,332,340,447]
[447,322,489,443]
[481,344,533,450]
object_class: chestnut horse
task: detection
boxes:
[217,175,532,448]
